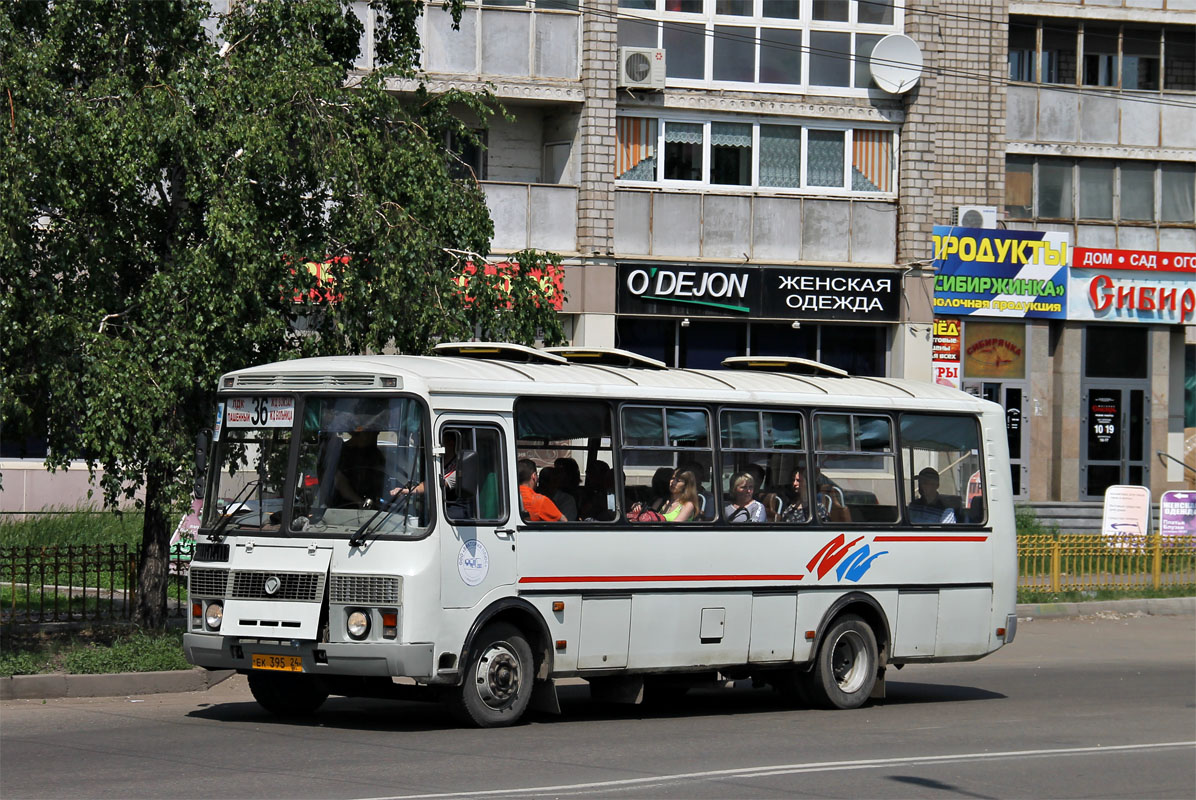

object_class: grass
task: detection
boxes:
[1018,585,1194,604]
[0,507,144,548]
[0,626,191,677]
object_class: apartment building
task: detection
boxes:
[402,0,1193,502]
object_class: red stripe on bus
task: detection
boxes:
[873,535,989,542]
[519,574,805,584]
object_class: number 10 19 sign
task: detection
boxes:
[225,396,295,428]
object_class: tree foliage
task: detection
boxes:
[0,0,565,626]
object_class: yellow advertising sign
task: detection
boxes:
[963,322,1026,379]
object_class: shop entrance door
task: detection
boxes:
[1081,385,1150,499]
[966,381,1029,498]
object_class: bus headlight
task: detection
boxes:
[205,601,224,630]
[346,610,370,640]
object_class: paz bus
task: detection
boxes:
[183,343,1017,727]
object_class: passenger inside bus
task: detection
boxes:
[518,459,564,522]
[332,430,386,508]
[724,471,766,523]
[580,460,616,521]
[679,459,715,520]
[778,470,851,523]
[661,469,698,522]
[553,457,583,515]
[537,466,578,521]
[907,467,957,524]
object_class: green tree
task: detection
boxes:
[0,0,565,626]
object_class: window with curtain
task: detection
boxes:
[807,129,845,187]
[851,129,891,192]
[1079,161,1114,220]
[1119,161,1155,221]
[663,121,704,181]
[616,117,658,181]
[759,124,801,188]
[1161,162,1196,223]
[1005,156,1033,218]
[710,122,752,186]
[1038,160,1073,218]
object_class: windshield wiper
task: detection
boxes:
[349,481,416,548]
[207,479,261,543]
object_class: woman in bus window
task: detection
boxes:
[724,472,767,523]
[662,470,699,523]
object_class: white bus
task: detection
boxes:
[184,343,1017,727]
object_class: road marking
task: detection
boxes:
[363,741,1196,800]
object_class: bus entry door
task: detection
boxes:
[438,418,516,609]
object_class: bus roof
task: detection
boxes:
[221,354,990,413]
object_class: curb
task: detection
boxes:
[3,599,1192,701]
[0,667,234,702]
[1017,596,1195,619]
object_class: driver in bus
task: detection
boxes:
[332,429,385,508]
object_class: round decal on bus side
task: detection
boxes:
[457,539,489,586]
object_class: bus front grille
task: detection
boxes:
[229,570,325,602]
[329,574,402,604]
[189,567,230,598]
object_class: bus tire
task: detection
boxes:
[803,614,878,710]
[451,622,534,728]
[247,672,329,717]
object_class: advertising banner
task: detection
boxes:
[1100,484,1152,541]
[963,322,1026,380]
[1074,247,1196,275]
[931,317,961,388]
[932,227,1069,319]
[617,264,900,321]
[1160,490,1196,539]
[1069,268,1196,325]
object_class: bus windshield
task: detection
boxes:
[203,397,295,531]
[289,396,429,536]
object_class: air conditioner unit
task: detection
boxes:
[954,205,999,228]
[618,47,666,90]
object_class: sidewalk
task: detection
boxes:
[3,598,1192,702]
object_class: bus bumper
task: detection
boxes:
[184,633,435,679]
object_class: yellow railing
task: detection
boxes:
[1018,533,1196,592]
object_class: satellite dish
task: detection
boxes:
[869,34,924,94]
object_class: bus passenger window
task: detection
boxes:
[621,405,713,523]
[719,409,805,524]
[899,414,985,525]
[514,399,615,522]
[813,413,898,524]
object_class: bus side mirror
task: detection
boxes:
[456,449,479,497]
[194,428,212,499]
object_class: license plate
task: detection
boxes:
[251,654,304,672]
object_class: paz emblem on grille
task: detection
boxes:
[263,575,282,596]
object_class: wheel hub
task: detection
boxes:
[830,630,867,693]
[475,643,521,710]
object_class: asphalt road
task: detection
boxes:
[2,613,1193,800]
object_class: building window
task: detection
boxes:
[617,0,900,93]
[616,117,657,181]
[615,318,888,377]
[446,129,487,181]
[1004,156,1196,224]
[1010,17,1194,92]
[617,116,895,196]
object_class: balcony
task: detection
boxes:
[483,182,578,254]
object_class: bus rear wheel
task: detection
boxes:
[247,672,329,717]
[803,614,878,709]
[451,622,534,728]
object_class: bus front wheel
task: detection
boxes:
[451,622,534,728]
[804,614,878,709]
[247,672,329,717]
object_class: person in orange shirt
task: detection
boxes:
[517,459,564,522]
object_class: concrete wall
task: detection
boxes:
[613,191,897,264]
[421,5,580,81]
